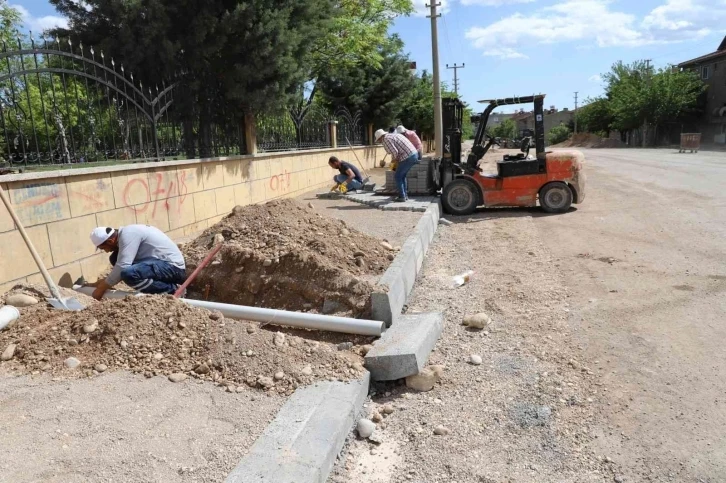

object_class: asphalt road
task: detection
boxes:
[536,148,726,481]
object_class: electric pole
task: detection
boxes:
[446,63,465,95]
[573,91,578,134]
[427,2,443,159]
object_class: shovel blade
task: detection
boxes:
[48,297,85,311]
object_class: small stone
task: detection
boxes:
[273,332,286,347]
[352,362,365,372]
[263,259,273,267]
[360,344,374,356]
[341,228,350,236]
[257,376,274,388]
[1,343,16,361]
[387,253,395,261]
[371,411,383,423]
[168,373,187,383]
[438,218,453,226]
[178,320,187,329]
[381,404,394,415]
[94,364,107,373]
[368,431,384,444]
[246,325,257,334]
[614,477,624,483]
[301,365,313,376]
[380,241,394,251]
[405,366,442,392]
[355,258,364,267]
[194,363,210,375]
[307,202,314,209]
[337,342,353,351]
[433,425,450,436]
[462,313,490,329]
[353,251,365,258]
[64,357,81,369]
[209,311,223,321]
[274,371,285,380]
[5,293,39,307]
[67,339,78,346]
[120,340,128,349]
[153,353,164,361]
[236,386,245,393]
[213,233,225,245]
[232,205,245,215]
[82,320,98,334]
[357,419,376,438]
[469,354,483,365]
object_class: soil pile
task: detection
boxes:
[183,199,395,317]
[553,132,625,148]
[0,285,367,394]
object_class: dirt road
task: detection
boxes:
[332,147,726,483]
[537,148,726,482]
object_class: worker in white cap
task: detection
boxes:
[396,125,423,160]
[374,128,419,202]
[85,225,186,300]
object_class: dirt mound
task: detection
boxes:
[553,132,625,149]
[0,285,367,394]
[183,199,396,317]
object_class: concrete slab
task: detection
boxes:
[364,312,444,381]
[226,373,370,483]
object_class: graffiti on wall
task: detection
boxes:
[122,172,190,216]
[269,170,291,193]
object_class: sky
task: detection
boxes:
[11,0,726,113]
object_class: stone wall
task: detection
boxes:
[0,147,383,291]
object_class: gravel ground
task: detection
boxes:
[0,370,284,483]
[330,208,615,482]
[297,168,423,247]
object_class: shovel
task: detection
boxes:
[344,137,371,184]
[0,184,84,310]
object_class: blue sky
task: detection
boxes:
[12,0,726,113]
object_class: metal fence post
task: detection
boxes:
[329,121,338,148]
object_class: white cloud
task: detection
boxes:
[11,4,68,34]
[465,0,726,59]
[588,74,602,83]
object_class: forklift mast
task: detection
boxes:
[467,95,546,170]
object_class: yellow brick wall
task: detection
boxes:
[0,146,383,288]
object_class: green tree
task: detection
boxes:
[575,97,613,136]
[547,124,571,145]
[603,60,706,145]
[317,36,415,127]
[0,0,21,46]
[490,118,518,140]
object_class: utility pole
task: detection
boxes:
[573,91,578,134]
[643,59,652,147]
[446,63,465,95]
[427,2,443,159]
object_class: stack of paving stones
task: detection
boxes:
[384,157,434,195]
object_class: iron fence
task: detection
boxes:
[0,38,366,169]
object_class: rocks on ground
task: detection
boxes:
[0,289,367,394]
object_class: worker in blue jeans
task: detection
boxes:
[328,156,364,191]
[375,129,419,201]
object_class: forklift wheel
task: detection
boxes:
[442,179,480,216]
[539,182,573,213]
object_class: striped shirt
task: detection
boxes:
[382,133,418,162]
[402,130,423,153]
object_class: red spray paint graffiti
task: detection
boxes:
[122,171,189,214]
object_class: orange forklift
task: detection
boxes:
[437,95,586,215]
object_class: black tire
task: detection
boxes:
[442,179,480,216]
[539,182,573,213]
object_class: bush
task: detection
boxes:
[547,125,571,145]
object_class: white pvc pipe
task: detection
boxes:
[73,286,384,336]
[0,305,20,331]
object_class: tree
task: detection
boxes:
[547,124,571,145]
[575,97,613,136]
[602,60,706,145]
[0,1,22,46]
[317,36,415,127]
[50,0,335,156]
[490,118,518,140]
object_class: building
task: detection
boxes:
[511,107,575,138]
[679,36,726,144]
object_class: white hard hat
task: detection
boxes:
[374,129,387,142]
[396,125,405,134]
[90,227,114,248]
